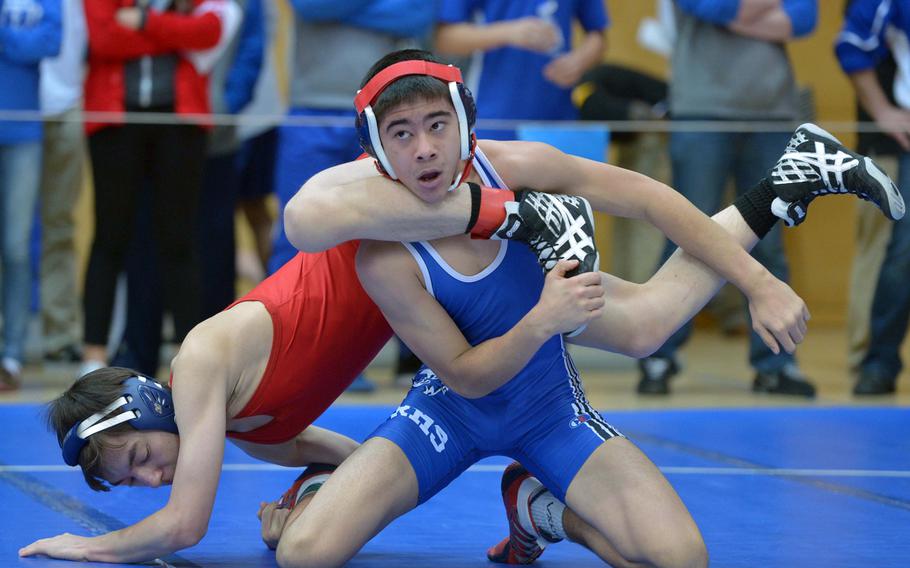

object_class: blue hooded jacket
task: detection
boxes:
[0,0,62,143]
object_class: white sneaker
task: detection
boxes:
[2,357,22,377]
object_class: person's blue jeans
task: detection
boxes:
[269,108,362,274]
[651,126,793,373]
[861,152,910,380]
[0,141,42,363]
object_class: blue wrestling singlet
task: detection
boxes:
[368,149,622,503]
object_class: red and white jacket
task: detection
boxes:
[83,0,224,134]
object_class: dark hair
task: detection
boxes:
[360,49,453,124]
[45,367,168,491]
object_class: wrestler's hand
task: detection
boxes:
[19,533,93,561]
[533,260,605,336]
[259,501,291,550]
[745,272,809,355]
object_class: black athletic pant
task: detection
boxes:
[83,122,206,346]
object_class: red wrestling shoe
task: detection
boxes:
[277,463,337,509]
[487,462,560,564]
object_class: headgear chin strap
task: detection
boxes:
[354,60,477,190]
[61,376,178,467]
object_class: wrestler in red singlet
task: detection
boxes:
[225,241,391,444]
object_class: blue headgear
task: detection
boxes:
[354,59,477,189]
[61,376,178,467]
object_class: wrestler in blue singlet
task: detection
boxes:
[368,149,623,503]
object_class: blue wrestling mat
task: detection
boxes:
[1,404,908,567]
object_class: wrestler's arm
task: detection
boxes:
[488,140,783,320]
[20,330,229,562]
[355,242,603,398]
[284,159,472,252]
[537,180,758,357]
[232,426,359,467]
[283,139,754,257]
[283,139,633,253]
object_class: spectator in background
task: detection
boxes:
[200,0,262,319]
[570,3,672,287]
[435,0,607,139]
[637,0,819,397]
[0,0,61,391]
[235,0,284,282]
[235,126,279,282]
[573,63,669,285]
[837,0,910,395]
[79,0,225,377]
[108,0,251,377]
[574,64,667,127]
[845,52,897,381]
[38,0,86,365]
[269,0,434,393]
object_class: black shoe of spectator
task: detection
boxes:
[44,344,83,363]
[637,357,679,395]
[853,372,896,395]
[0,366,20,392]
[752,364,816,397]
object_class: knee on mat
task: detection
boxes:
[275,529,347,568]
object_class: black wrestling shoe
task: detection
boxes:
[768,123,905,226]
[496,191,599,277]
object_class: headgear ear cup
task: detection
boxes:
[355,113,374,158]
[363,106,396,179]
[456,82,477,154]
[449,82,471,160]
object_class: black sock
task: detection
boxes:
[733,178,778,238]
